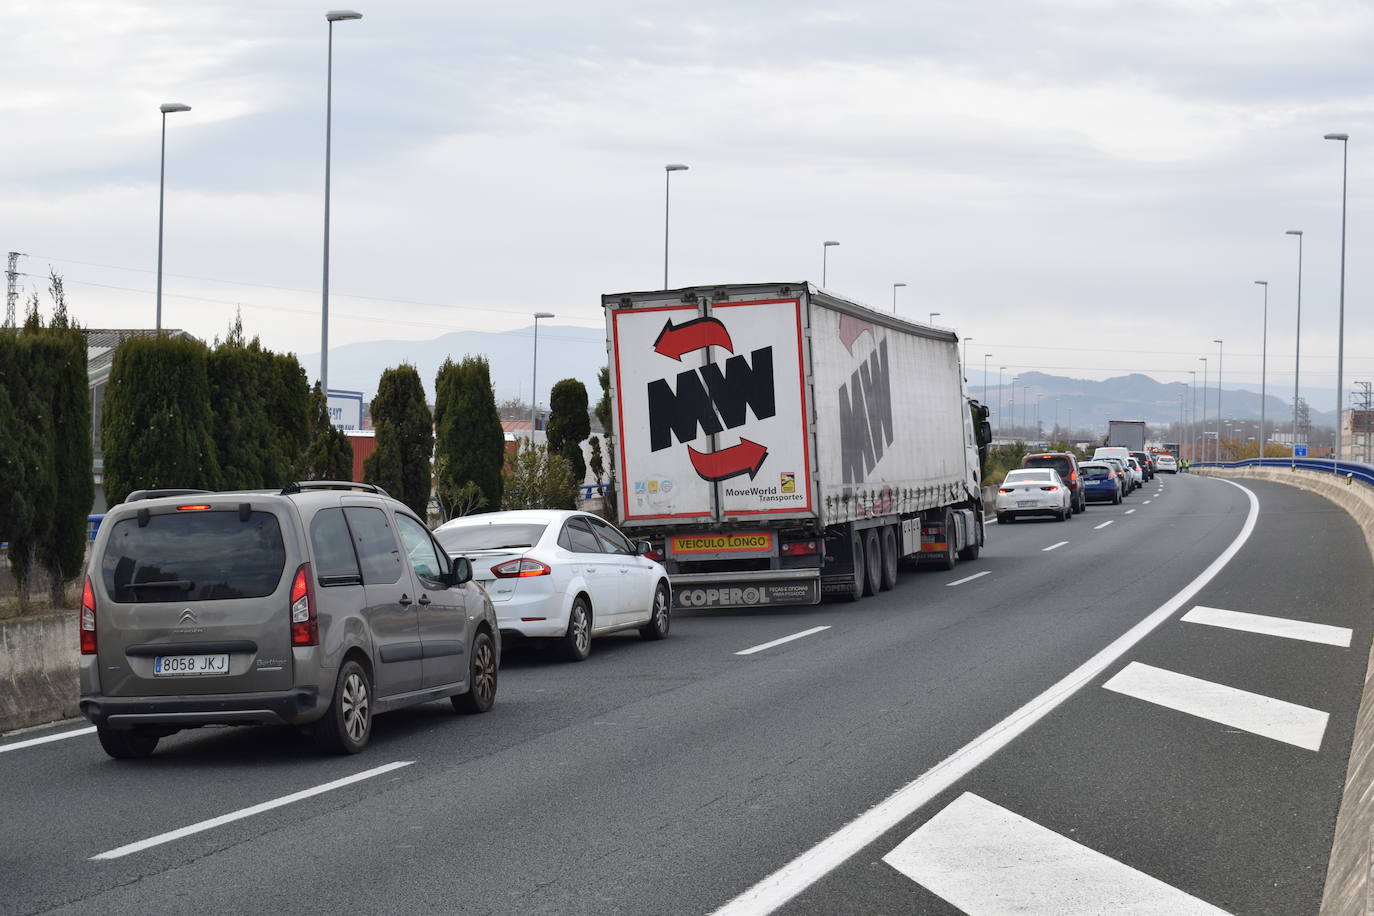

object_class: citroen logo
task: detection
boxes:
[178,609,197,626]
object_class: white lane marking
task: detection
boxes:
[710,479,1260,916]
[1143,500,1152,505]
[1094,520,1114,530]
[1103,662,1328,751]
[0,726,95,754]
[90,761,414,860]
[1042,541,1068,552]
[736,626,831,656]
[946,571,990,587]
[1125,509,1136,515]
[883,793,1227,915]
[1181,605,1353,648]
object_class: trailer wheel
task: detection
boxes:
[842,535,865,601]
[879,526,898,591]
[958,512,982,561]
[863,529,882,596]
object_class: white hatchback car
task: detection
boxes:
[433,510,670,661]
[995,468,1073,523]
[1156,454,1178,473]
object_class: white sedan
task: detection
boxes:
[1156,454,1178,473]
[995,468,1073,523]
[433,510,671,661]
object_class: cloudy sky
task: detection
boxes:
[6,0,1374,407]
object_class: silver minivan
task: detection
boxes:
[78,482,499,758]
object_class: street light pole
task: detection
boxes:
[1213,339,1224,463]
[663,163,688,288]
[983,353,991,406]
[928,311,940,324]
[529,311,555,442]
[1326,133,1349,466]
[1022,386,1029,433]
[156,103,192,331]
[1199,357,1208,463]
[321,9,363,398]
[1010,376,1019,437]
[998,366,1006,437]
[892,282,906,311]
[821,241,839,287]
[1255,280,1268,461]
[1287,229,1304,468]
[1189,369,1197,462]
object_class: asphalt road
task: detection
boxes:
[2,473,1368,915]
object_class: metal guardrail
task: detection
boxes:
[1190,457,1374,487]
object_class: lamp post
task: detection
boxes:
[998,366,1006,437]
[529,311,555,441]
[928,311,940,325]
[1287,229,1304,467]
[1054,398,1060,440]
[1022,386,1029,432]
[962,337,973,380]
[1035,394,1043,437]
[1199,357,1208,463]
[155,102,191,331]
[1010,376,1019,437]
[663,163,688,288]
[1213,339,1224,463]
[892,282,906,311]
[821,241,839,287]
[1189,369,1197,461]
[1255,280,1268,461]
[983,353,992,405]
[321,9,363,398]
[1326,132,1349,466]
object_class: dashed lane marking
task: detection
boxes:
[1043,541,1068,552]
[736,626,831,656]
[1181,605,1353,648]
[946,571,990,587]
[1094,520,1114,530]
[0,726,95,754]
[883,793,1228,915]
[90,761,415,860]
[1126,509,1136,515]
[1103,661,1328,751]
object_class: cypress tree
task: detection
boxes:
[102,334,220,506]
[303,381,354,480]
[260,349,312,485]
[208,316,266,490]
[363,364,433,517]
[595,365,618,522]
[546,377,589,492]
[433,356,504,514]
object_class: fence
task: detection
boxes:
[1190,457,1374,487]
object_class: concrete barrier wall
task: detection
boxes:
[0,611,79,734]
[1199,468,1374,914]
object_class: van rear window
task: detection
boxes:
[101,510,286,603]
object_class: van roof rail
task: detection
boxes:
[280,481,391,498]
[124,488,214,503]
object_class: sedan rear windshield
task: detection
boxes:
[101,510,286,603]
[435,522,548,553]
[1024,457,1072,473]
[1005,470,1052,481]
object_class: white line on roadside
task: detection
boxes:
[946,571,991,587]
[736,626,831,656]
[709,478,1260,916]
[1094,520,1114,530]
[883,793,1226,915]
[1103,661,1328,751]
[1042,541,1068,552]
[1125,509,1136,515]
[0,726,95,754]
[1181,605,1353,648]
[1143,500,1152,505]
[90,761,414,860]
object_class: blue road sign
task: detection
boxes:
[1295,443,1308,457]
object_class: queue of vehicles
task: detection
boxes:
[995,446,1167,522]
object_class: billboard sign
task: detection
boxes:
[327,389,364,431]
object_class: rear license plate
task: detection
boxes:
[154,654,229,676]
[1018,500,1035,507]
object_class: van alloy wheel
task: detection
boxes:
[341,671,370,743]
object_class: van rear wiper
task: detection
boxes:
[128,579,195,591]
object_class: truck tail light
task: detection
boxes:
[80,575,97,655]
[290,563,318,647]
[782,539,818,557]
[492,559,552,578]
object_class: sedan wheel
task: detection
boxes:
[559,597,592,661]
[639,583,671,640]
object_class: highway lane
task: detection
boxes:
[1,473,1338,915]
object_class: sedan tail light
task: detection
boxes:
[1040,486,1059,491]
[492,558,552,578]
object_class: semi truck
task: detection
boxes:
[603,281,991,610]
[1107,420,1147,452]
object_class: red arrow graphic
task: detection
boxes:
[838,314,874,355]
[687,438,769,482]
[653,317,735,361]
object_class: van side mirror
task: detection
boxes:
[451,556,473,586]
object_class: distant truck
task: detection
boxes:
[1107,420,1147,453]
[604,281,992,609]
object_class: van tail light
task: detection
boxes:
[492,558,552,578]
[290,563,318,647]
[782,539,819,557]
[80,575,97,655]
[1070,470,1078,483]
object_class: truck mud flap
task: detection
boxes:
[671,577,821,610]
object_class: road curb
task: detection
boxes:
[1199,467,1374,914]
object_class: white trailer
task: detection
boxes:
[604,282,991,609]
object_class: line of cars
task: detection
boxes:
[75,482,672,759]
[994,447,1160,522]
